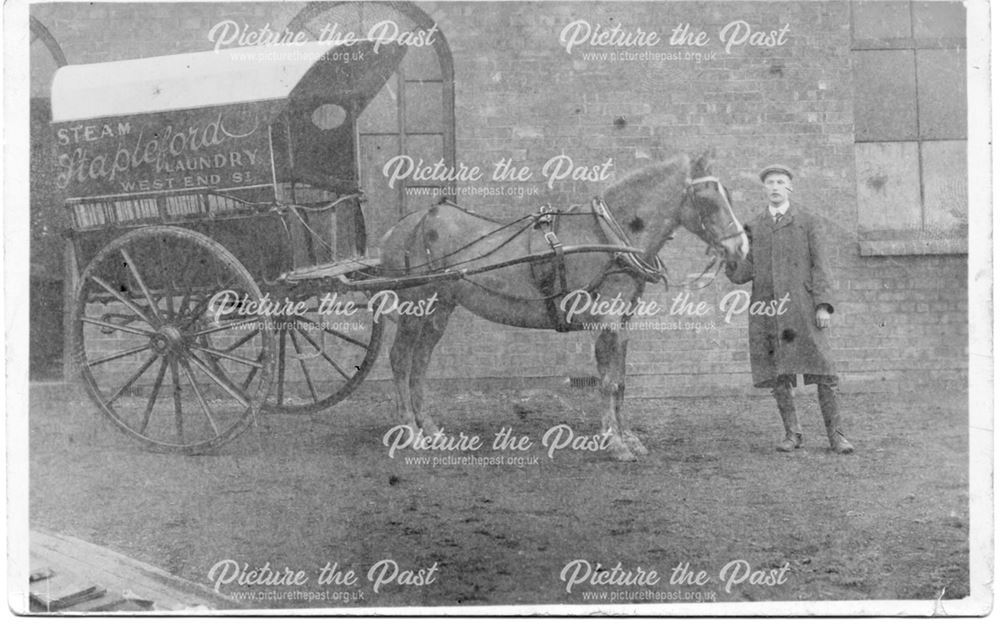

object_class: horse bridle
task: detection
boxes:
[684,175,746,249]
[655,175,746,290]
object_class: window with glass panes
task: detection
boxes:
[851,1,966,251]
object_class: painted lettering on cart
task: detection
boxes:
[54,109,271,194]
[56,121,132,145]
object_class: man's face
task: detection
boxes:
[763,173,792,206]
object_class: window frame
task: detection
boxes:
[850,0,968,256]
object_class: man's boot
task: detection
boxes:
[772,382,802,452]
[818,383,854,454]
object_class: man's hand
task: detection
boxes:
[815,307,831,329]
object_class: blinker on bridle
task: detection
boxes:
[685,175,746,246]
[663,175,747,291]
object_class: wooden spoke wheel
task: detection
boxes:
[73,226,275,453]
[263,292,383,414]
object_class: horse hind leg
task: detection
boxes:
[595,329,637,462]
[408,299,455,435]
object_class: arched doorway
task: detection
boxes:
[30,15,68,380]
[286,1,456,242]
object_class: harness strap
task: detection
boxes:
[591,198,666,284]
[401,210,433,272]
[533,204,573,332]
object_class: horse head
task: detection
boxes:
[677,151,749,264]
[601,151,748,267]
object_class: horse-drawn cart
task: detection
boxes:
[54,41,413,452]
[54,40,747,458]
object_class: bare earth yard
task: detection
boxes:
[28,381,969,610]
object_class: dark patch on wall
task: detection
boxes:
[866,174,889,193]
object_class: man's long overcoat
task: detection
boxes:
[726,205,837,387]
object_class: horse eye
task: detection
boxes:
[627,217,645,233]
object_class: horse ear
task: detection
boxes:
[690,149,714,177]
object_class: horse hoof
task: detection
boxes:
[625,436,649,456]
[612,447,638,462]
[419,421,441,437]
[608,440,638,462]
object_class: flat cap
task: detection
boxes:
[759,164,794,182]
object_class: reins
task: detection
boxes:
[384,204,632,277]
[346,175,744,300]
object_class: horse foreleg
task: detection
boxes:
[614,336,649,456]
[389,314,422,432]
[595,329,636,462]
[408,300,454,435]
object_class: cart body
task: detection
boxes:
[54,41,404,451]
[54,40,406,275]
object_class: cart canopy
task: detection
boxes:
[51,40,404,122]
[50,40,407,200]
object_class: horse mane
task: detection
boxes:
[601,155,690,207]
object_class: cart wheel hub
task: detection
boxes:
[152,325,185,353]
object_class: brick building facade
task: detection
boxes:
[29,1,970,395]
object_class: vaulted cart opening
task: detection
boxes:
[287,1,457,241]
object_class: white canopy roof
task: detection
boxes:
[51,41,373,122]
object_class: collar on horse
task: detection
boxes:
[591,197,667,284]
[530,199,667,332]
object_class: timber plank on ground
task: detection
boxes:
[29,528,243,612]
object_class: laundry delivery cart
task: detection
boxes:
[53,40,408,452]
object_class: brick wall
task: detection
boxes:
[31,1,968,395]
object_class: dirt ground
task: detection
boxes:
[27,380,969,610]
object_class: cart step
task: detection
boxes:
[282,257,381,282]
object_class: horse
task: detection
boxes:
[378,152,749,461]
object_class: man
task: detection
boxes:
[725,165,854,454]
